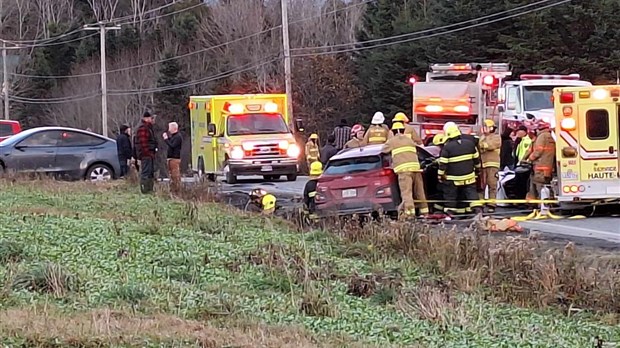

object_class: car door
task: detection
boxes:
[55,131,107,179]
[10,130,61,173]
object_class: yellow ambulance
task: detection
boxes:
[553,85,620,208]
[189,94,301,184]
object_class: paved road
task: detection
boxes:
[183,175,620,245]
[521,217,620,245]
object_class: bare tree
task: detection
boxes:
[86,0,120,22]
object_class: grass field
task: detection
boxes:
[0,179,618,347]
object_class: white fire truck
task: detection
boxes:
[499,74,592,132]
[408,63,512,144]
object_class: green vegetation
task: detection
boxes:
[0,180,618,347]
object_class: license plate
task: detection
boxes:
[342,189,357,198]
[261,165,273,172]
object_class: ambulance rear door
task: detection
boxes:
[577,104,619,197]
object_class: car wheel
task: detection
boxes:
[286,174,297,182]
[224,163,237,184]
[87,164,113,182]
[0,163,5,177]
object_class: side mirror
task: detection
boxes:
[207,123,216,136]
[294,118,304,132]
[497,105,505,113]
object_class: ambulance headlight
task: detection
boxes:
[592,89,607,100]
[230,146,244,160]
[286,144,300,158]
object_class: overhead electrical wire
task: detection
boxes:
[292,0,565,54]
[9,0,571,103]
[9,0,370,79]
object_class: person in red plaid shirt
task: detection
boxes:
[135,111,158,193]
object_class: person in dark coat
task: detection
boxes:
[500,126,515,170]
[135,111,158,193]
[116,125,133,178]
[320,134,338,165]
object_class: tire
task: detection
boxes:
[0,163,5,177]
[86,164,113,182]
[226,168,237,184]
[286,174,297,182]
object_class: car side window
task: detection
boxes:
[17,131,61,147]
[58,131,106,147]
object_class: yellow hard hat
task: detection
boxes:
[309,133,318,140]
[261,194,277,211]
[483,119,496,128]
[393,112,409,123]
[445,124,461,139]
[392,122,405,131]
[309,161,323,176]
[432,133,446,145]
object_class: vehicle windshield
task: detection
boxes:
[324,155,382,175]
[0,123,14,137]
[523,86,554,111]
[227,113,289,136]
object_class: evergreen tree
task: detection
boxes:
[154,53,190,130]
[355,0,439,119]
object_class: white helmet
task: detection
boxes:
[371,112,385,125]
[443,121,457,133]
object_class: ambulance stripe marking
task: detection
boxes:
[559,131,617,160]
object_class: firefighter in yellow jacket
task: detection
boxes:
[364,112,392,145]
[392,112,423,145]
[305,133,320,170]
[382,122,428,217]
[526,119,556,199]
[344,124,366,148]
[478,119,502,213]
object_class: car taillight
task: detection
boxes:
[376,186,391,197]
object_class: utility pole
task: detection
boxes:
[84,22,121,136]
[280,0,293,122]
[2,41,9,120]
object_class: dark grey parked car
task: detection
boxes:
[0,127,121,181]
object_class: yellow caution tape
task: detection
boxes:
[412,199,559,204]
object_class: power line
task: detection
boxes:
[0,1,190,46]
[9,93,100,104]
[292,0,571,57]
[9,0,368,79]
[292,0,560,53]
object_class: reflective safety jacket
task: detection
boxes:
[381,134,420,173]
[529,129,555,177]
[344,137,365,149]
[305,140,320,162]
[438,136,481,185]
[364,125,392,145]
[404,124,423,145]
[479,133,501,168]
[515,136,532,164]
[303,178,318,212]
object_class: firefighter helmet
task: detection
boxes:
[432,133,446,145]
[536,118,551,130]
[309,161,323,176]
[445,124,461,139]
[371,112,385,125]
[392,122,405,131]
[393,112,409,123]
[483,119,496,128]
[351,124,365,134]
[309,133,318,140]
[443,121,457,133]
[261,194,277,212]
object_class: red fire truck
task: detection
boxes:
[408,63,512,144]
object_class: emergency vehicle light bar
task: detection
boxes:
[429,63,511,73]
[520,74,581,80]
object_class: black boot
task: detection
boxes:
[146,179,155,193]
